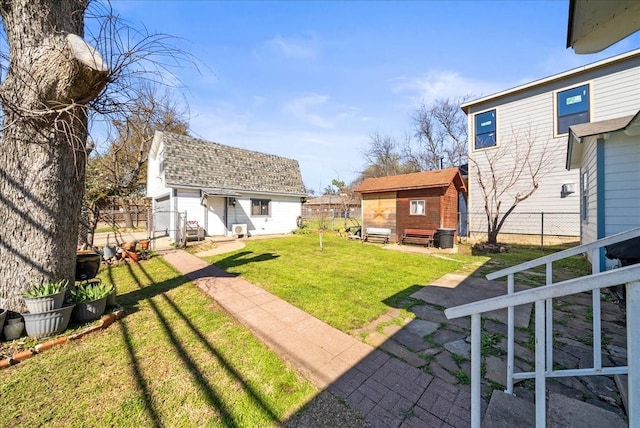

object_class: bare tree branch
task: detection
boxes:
[470,124,556,244]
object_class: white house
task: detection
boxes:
[462,48,640,243]
[147,131,307,241]
[566,111,640,268]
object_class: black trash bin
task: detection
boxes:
[436,228,456,249]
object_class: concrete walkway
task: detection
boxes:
[161,244,628,427]
[163,249,471,428]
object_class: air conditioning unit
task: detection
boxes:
[232,223,247,237]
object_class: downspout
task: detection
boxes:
[596,138,606,271]
[224,198,229,236]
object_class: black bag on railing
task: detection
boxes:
[605,236,640,266]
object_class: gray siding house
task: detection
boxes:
[567,112,640,268]
[147,131,306,241]
[462,48,640,243]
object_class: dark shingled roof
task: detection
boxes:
[161,132,306,195]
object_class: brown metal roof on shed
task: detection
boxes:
[354,167,466,194]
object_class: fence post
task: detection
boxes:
[540,212,544,249]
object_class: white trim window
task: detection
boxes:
[251,199,270,216]
[557,84,590,135]
[474,109,497,149]
[410,200,425,215]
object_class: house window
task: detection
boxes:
[251,199,270,216]
[410,200,425,215]
[557,84,589,135]
[474,110,496,149]
[581,170,588,221]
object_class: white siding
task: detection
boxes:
[467,52,640,239]
[230,193,301,236]
[592,67,640,120]
[467,91,580,236]
[604,134,640,236]
[580,137,599,246]
[176,189,206,226]
[146,140,168,198]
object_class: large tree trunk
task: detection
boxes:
[0,1,107,311]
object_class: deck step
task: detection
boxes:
[483,390,535,428]
[483,390,627,428]
[547,393,626,427]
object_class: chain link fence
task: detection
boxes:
[97,209,150,229]
[465,211,581,246]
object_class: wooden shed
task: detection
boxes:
[354,168,467,243]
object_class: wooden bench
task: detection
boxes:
[363,227,391,244]
[401,228,435,247]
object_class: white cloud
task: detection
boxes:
[252,95,267,107]
[283,94,362,129]
[265,33,319,59]
[392,69,504,105]
[284,94,334,128]
[189,102,252,141]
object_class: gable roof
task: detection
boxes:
[354,167,466,194]
[157,131,306,196]
[461,48,640,113]
[566,110,640,169]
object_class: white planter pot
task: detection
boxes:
[3,318,24,340]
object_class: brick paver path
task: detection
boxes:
[163,249,470,427]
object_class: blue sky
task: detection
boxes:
[111,1,640,193]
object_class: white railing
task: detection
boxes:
[445,227,640,427]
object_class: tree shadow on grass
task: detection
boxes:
[209,250,280,270]
[109,258,281,426]
[381,284,426,309]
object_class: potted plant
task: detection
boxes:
[23,279,69,313]
[22,279,75,339]
[69,282,112,323]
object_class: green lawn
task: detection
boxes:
[471,244,591,285]
[203,234,480,332]
[0,257,315,427]
[1,235,590,427]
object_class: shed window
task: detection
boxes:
[557,85,589,135]
[474,110,496,149]
[410,200,425,215]
[251,199,270,216]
